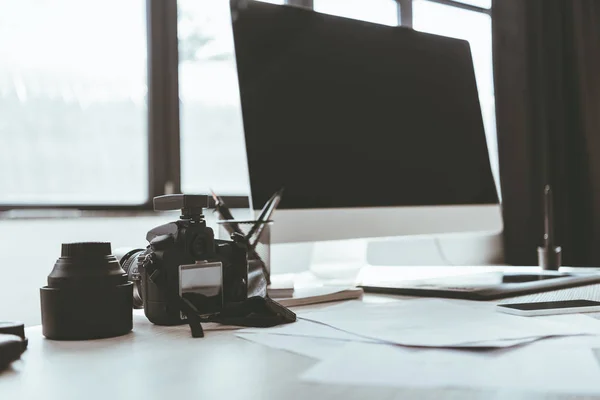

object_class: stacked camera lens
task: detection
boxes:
[40,242,133,340]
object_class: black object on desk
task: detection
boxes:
[538,185,562,270]
[40,242,133,340]
[360,272,600,300]
[0,321,27,371]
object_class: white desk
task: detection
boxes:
[3,279,600,399]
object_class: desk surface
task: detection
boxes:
[3,282,600,399]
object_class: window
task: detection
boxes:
[0,0,148,205]
[450,0,491,9]
[1,0,497,209]
[412,0,498,190]
[178,0,292,197]
[314,0,399,26]
[178,0,249,196]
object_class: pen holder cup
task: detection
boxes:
[216,219,273,282]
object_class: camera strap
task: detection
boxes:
[171,293,296,338]
[143,254,206,338]
[177,296,206,338]
[206,297,296,328]
[145,253,295,338]
[177,295,296,338]
[163,286,297,338]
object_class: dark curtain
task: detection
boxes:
[493,0,600,266]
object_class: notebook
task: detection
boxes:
[275,286,364,307]
[268,287,295,298]
[268,275,295,298]
[360,271,600,300]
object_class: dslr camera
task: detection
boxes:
[119,195,248,326]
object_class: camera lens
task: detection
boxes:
[117,248,146,309]
[40,242,133,340]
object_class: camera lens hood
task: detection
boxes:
[40,242,133,340]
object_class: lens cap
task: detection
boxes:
[40,242,133,340]
[0,321,26,340]
[0,334,24,371]
[0,321,27,351]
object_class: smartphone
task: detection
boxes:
[496,299,600,316]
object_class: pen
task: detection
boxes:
[250,188,284,250]
[211,189,270,281]
[245,189,281,241]
[544,184,553,249]
[210,189,244,236]
[538,184,561,270]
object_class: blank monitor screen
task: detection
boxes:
[231,1,498,210]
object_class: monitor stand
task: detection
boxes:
[270,239,368,280]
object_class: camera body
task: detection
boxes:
[124,195,248,326]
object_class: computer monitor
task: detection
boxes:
[231,0,501,244]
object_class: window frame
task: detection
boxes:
[0,0,490,212]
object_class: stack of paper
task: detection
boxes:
[301,340,600,395]
[267,273,363,306]
[242,299,600,348]
[267,274,295,298]
[237,298,600,395]
[275,287,363,307]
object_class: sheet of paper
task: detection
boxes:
[239,317,540,349]
[298,298,600,347]
[240,318,375,342]
[301,341,600,395]
[509,333,600,352]
[236,331,540,362]
[236,333,348,360]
